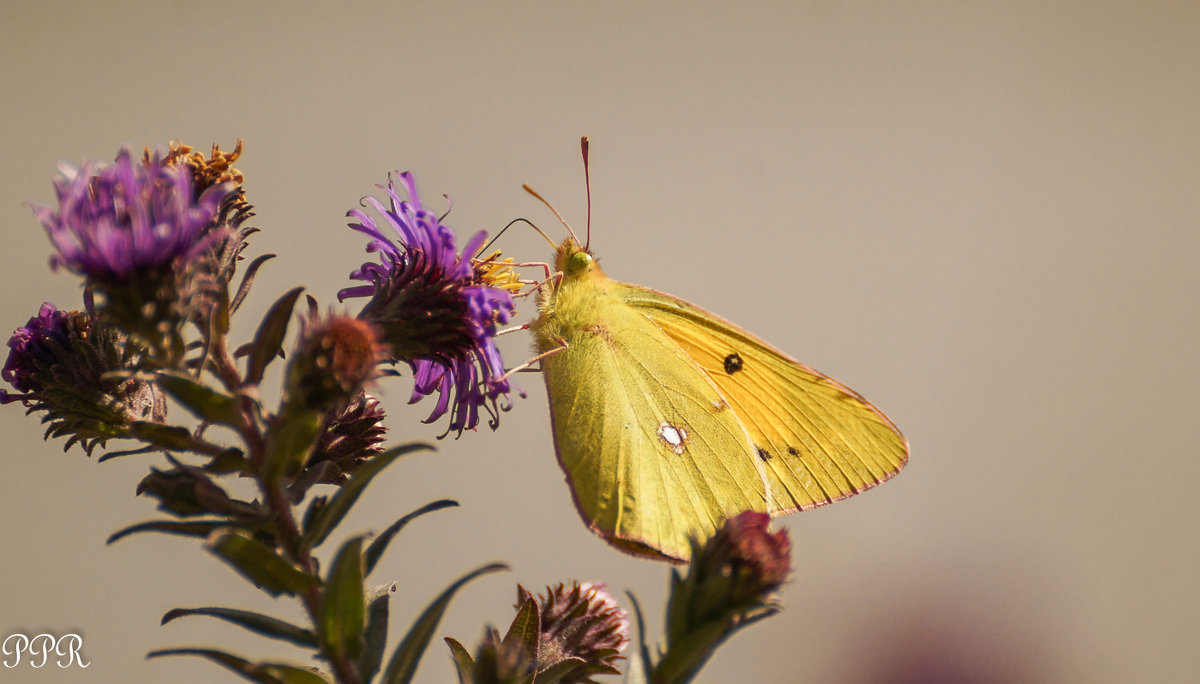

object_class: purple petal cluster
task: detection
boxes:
[339,171,515,434]
[32,147,231,282]
[0,302,72,402]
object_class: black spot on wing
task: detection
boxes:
[787,446,799,456]
[756,446,771,461]
[723,352,743,374]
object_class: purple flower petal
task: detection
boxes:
[340,171,516,434]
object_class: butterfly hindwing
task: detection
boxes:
[615,282,909,514]
[538,274,768,561]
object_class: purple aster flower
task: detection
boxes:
[30,146,237,361]
[1,303,165,454]
[338,171,519,435]
[0,303,74,401]
[33,147,231,282]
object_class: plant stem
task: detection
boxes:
[212,329,362,684]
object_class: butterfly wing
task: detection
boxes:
[538,279,769,562]
[616,282,909,514]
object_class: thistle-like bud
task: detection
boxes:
[286,393,387,500]
[519,582,629,681]
[690,511,791,611]
[267,314,386,484]
[656,512,791,684]
[285,314,385,413]
[1,303,165,454]
[447,582,629,684]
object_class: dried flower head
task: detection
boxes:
[151,139,245,196]
[0,303,164,454]
[339,171,519,435]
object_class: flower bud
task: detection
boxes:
[285,314,385,413]
[657,512,791,683]
[519,581,629,681]
[1,303,165,454]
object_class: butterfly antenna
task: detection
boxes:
[581,136,592,250]
[523,183,580,245]
[478,218,520,255]
[499,216,558,251]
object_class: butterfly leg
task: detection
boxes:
[515,260,553,282]
[494,323,530,337]
[496,336,567,382]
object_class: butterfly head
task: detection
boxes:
[555,237,603,279]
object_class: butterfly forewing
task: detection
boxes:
[537,275,769,561]
[616,283,909,515]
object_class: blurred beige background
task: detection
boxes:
[2,2,1197,682]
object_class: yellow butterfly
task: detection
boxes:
[527,140,908,562]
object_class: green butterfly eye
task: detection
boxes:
[567,250,593,275]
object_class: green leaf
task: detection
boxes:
[650,618,731,684]
[137,466,260,518]
[359,584,393,683]
[147,648,259,681]
[501,598,539,661]
[535,656,587,684]
[249,664,331,684]
[206,528,319,597]
[128,421,198,451]
[107,519,229,545]
[625,591,654,684]
[246,286,304,386]
[212,272,232,338]
[302,442,434,550]
[263,405,325,484]
[206,447,250,475]
[318,536,366,662]
[443,637,474,684]
[97,444,157,463]
[157,372,240,427]
[364,499,458,576]
[302,495,328,535]
[148,649,331,684]
[231,253,277,315]
[663,567,691,651]
[161,607,317,648]
[381,563,508,684]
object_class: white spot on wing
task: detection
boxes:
[658,422,689,455]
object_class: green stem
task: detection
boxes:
[212,329,361,684]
